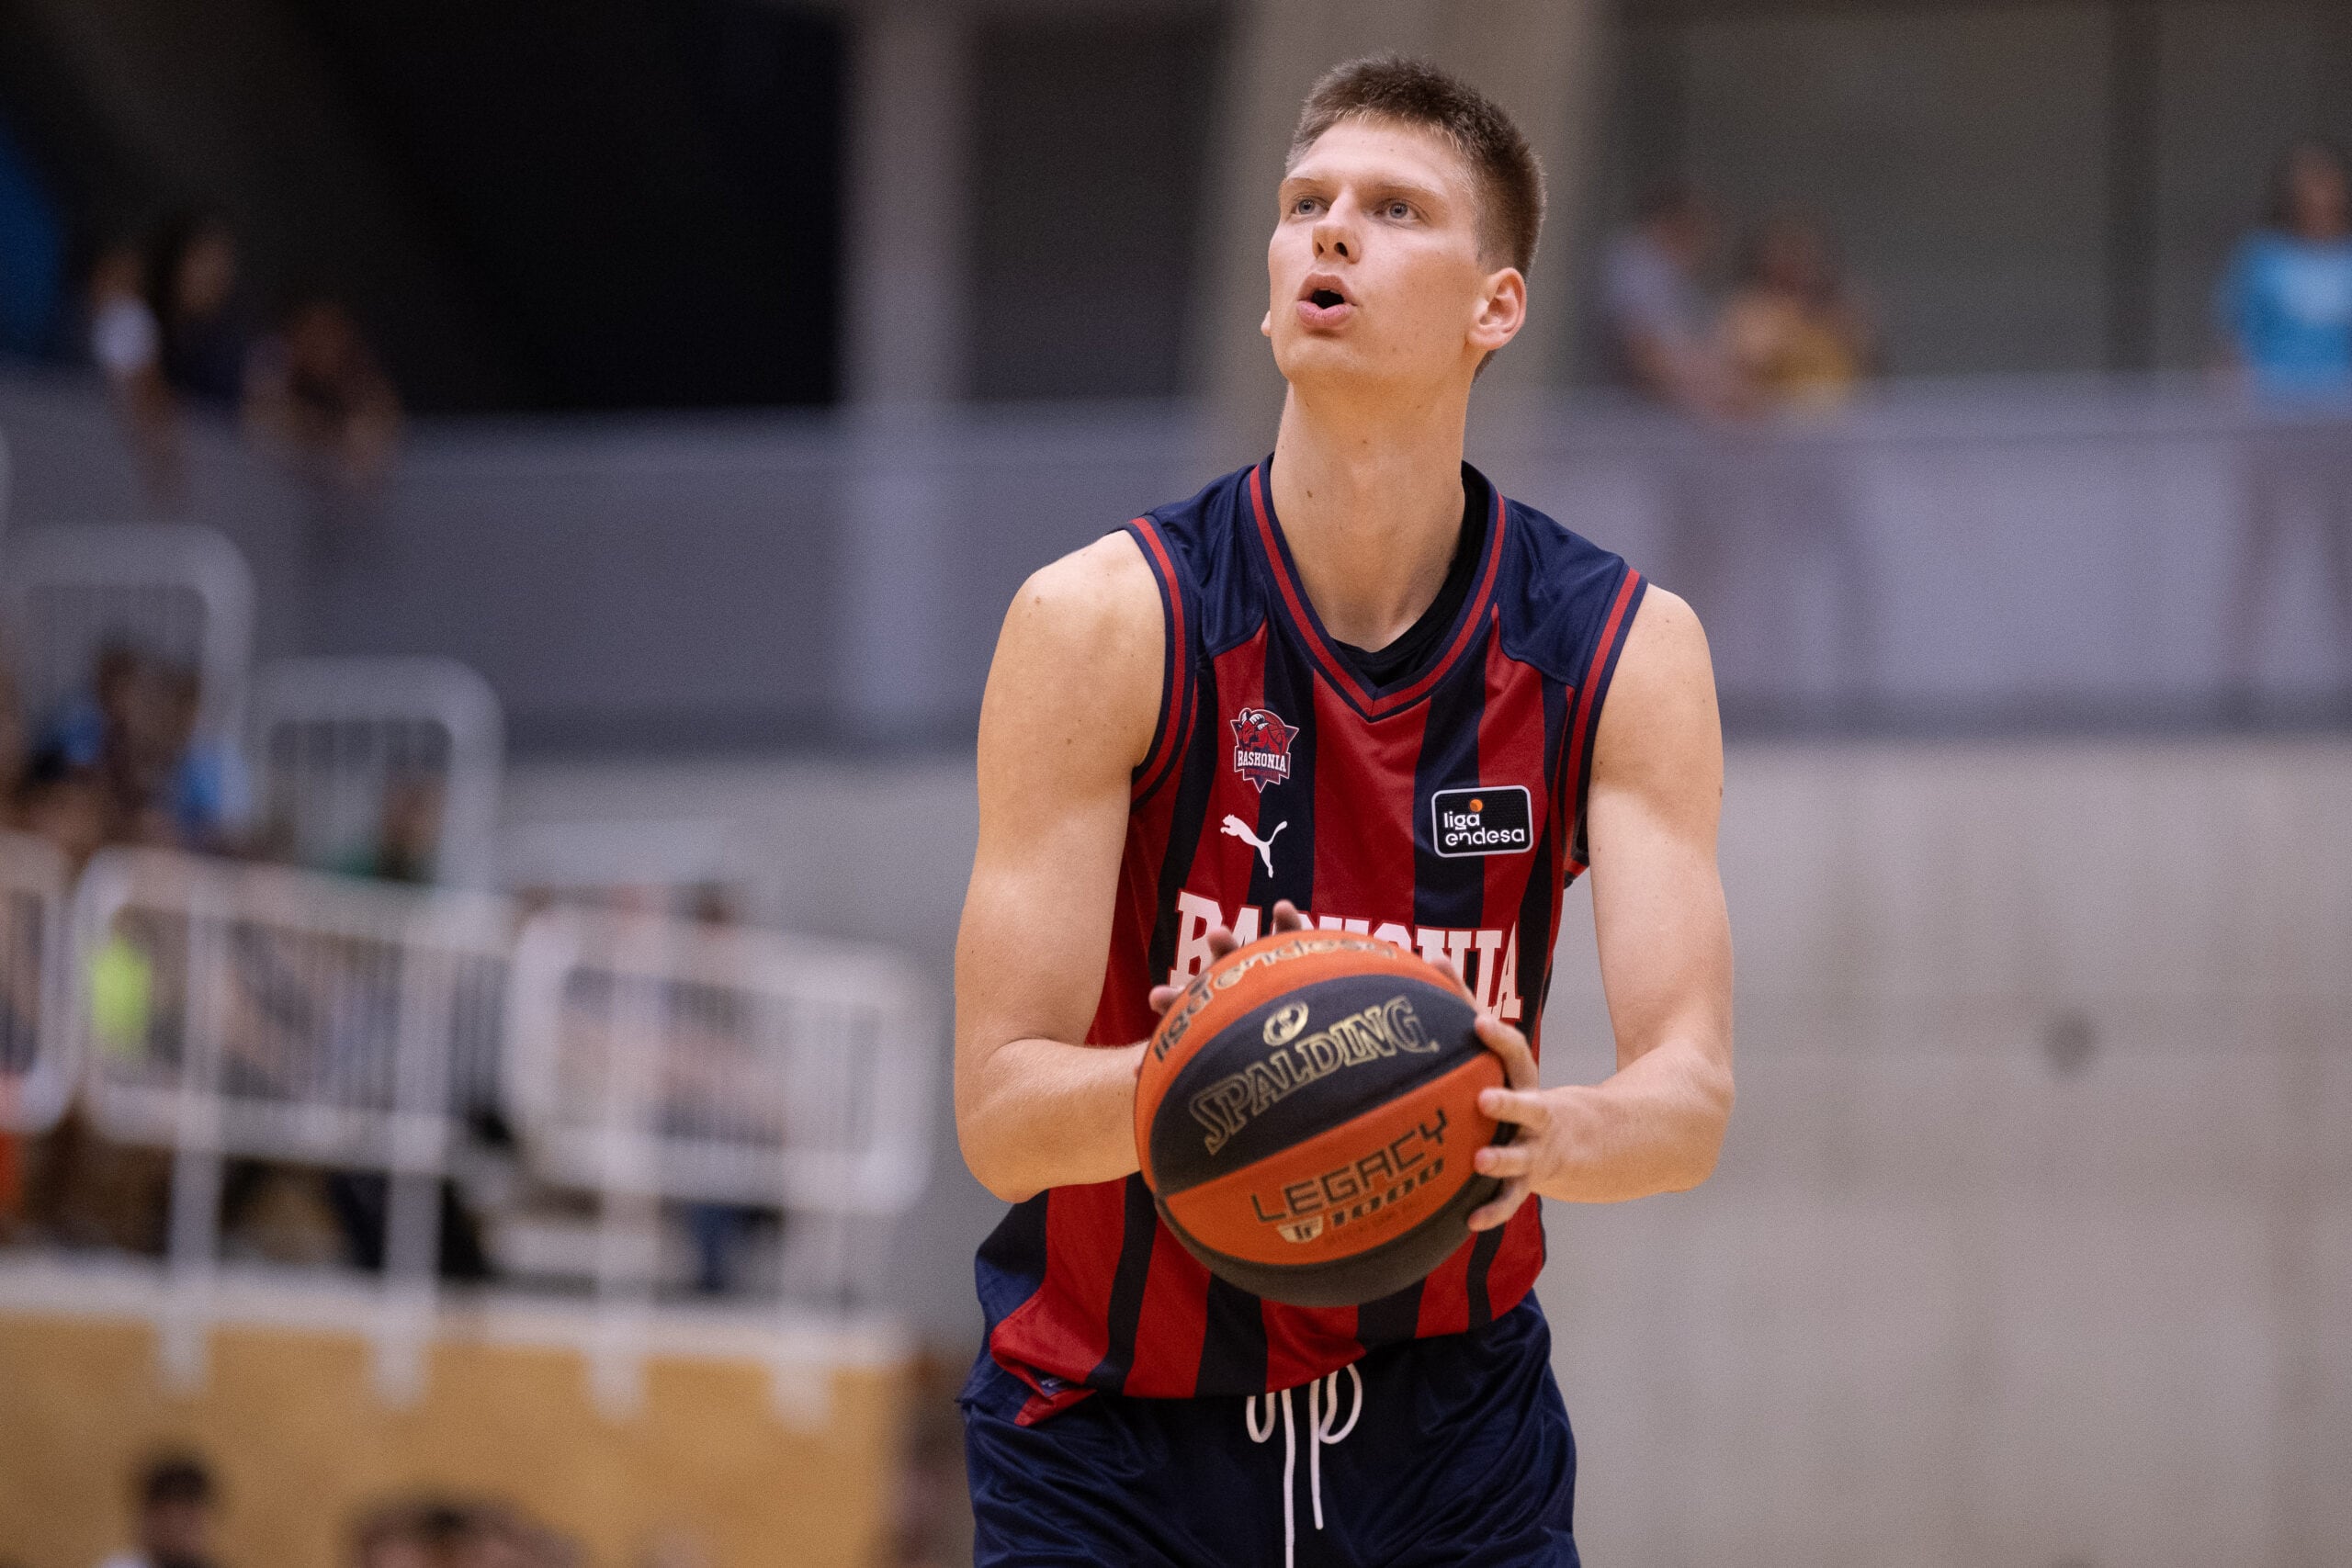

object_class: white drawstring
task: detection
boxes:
[1244,1387,1296,1565]
[1245,1364,1364,1568]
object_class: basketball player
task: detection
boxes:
[955,56,1733,1566]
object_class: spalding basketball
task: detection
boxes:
[1136,931,1511,1307]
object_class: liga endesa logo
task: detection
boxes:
[1430,785,1534,857]
[1228,706,1299,793]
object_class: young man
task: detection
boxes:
[955,56,1733,1566]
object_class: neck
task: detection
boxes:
[1267,376,1472,650]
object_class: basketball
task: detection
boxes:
[1136,931,1513,1308]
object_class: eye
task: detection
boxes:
[1292,195,1321,217]
[1385,200,1415,220]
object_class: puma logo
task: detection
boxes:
[1220,815,1287,875]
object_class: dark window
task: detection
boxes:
[969,9,1224,400]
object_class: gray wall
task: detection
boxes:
[503,738,2352,1565]
[9,374,2351,748]
[1544,739,2349,1566]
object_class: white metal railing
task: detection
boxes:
[41,844,931,1416]
[251,656,505,889]
[0,830,72,1134]
[504,905,932,1412]
[1,523,254,744]
[72,846,514,1398]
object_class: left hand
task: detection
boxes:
[1465,1012,1559,1231]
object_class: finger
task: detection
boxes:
[1473,1143,1534,1179]
[1476,1087,1550,1129]
[1204,926,1239,961]
[1269,899,1307,933]
[1148,984,1182,1015]
[1473,1013,1540,1091]
[1466,1177,1530,1232]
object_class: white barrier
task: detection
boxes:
[251,656,505,889]
[505,905,932,1414]
[0,830,72,1134]
[72,846,514,1397]
[49,844,931,1416]
[0,523,254,744]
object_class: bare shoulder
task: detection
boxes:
[1007,531,1161,645]
[1593,587,1721,795]
[982,531,1166,777]
[1617,587,1713,690]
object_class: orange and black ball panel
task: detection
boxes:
[1136,932,1512,1308]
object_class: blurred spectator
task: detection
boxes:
[0,643,24,796]
[20,1107,172,1253]
[2221,141,2352,694]
[217,1161,347,1267]
[1721,212,1877,412]
[0,1122,19,1243]
[12,753,110,873]
[153,662,253,854]
[351,1497,579,1568]
[681,883,765,1297]
[322,1163,492,1283]
[98,1451,222,1568]
[1594,179,1737,416]
[32,641,162,843]
[30,643,250,855]
[245,296,404,493]
[86,241,187,508]
[32,641,137,775]
[147,211,254,405]
[2216,140,2352,399]
[336,773,444,884]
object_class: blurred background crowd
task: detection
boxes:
[61,1452,587,1568]
[0,2,2346,1567]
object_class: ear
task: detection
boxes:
[1469,267,1527,357]
[1261,310,1274,339]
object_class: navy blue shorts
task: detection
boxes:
[961,1298,1577,1568]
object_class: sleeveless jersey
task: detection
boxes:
[975,460,1645,1422]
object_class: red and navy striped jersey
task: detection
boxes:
[976,460,1645,1418]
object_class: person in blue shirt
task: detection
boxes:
[29,645,250,852]
[2221,141,2352,698]
[2216,140,2352,399]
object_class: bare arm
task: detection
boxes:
[1467,588,1734,1224]
[954,534,1166,1203]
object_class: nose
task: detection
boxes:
[1312,209,1355,263]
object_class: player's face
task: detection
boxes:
[1263,118,1524,391]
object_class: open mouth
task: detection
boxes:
[1296,276,1354,321]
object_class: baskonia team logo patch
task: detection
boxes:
[1229,706,1299,793]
